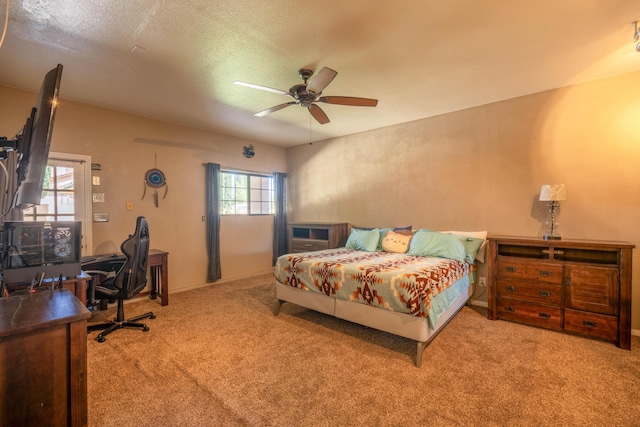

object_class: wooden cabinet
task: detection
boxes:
[487,236,634,349]
[0,289,91,426]
[288,222,349,253]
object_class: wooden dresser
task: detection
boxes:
[288,222,349,253]
[487,236,634,349]
[0,289,91,426]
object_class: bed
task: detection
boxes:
[274,227,486,367]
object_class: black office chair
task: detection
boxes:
[87,216,156,342]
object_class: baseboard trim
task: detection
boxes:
[470,299,488,308]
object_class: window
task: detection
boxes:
[23,164,75,221]
[21,153,93,255]
[221,171,274,215]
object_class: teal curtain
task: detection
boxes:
[205,163,221,282]
[272,172,288,265]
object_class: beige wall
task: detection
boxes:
[287,70,640,331]
[3,69,639,329]
[0,85,286,292]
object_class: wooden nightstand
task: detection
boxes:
[487,236,634,349]
[288,222,349,253]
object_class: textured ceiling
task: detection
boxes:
[1,0,640,147]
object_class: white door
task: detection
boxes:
[22,152,92,255]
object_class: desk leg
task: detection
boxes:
[149,262,168,306]
[150,265,158,300]
[160,259,168,306]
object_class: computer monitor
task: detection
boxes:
[0,64,63,211]
[2,220,82,284]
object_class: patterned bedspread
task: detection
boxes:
[274,248,470,318]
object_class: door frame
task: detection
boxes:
[48,151,93,255]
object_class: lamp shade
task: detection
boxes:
[539,184,566,201]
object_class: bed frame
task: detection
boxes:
[274,281,471,367]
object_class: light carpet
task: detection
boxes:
[87,273,640,426]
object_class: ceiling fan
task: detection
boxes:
[233,67,378,124]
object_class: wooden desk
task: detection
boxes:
[82,249,169,306]
[5,272,90,306]
[0,289,90,427]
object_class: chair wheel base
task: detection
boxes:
[88,311,155,342]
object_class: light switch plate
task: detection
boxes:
[93,213,109,222]
[92,176,100,185]
[92,193,105,203]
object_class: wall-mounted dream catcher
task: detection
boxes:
[142,155,168,207]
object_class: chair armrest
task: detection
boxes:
[84,269,117,308]
[83,269,117,279]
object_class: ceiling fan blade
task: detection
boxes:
[255,102,297,117]
[308,104,330,124]
[233,81,291,97]
[306,67,338,94]
[318,96,378,107]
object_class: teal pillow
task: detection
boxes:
[455,236,485,264]
[345,228,380,252]
[407,230,466,262]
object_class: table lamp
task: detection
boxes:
[539,184,566,240]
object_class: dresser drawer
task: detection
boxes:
[497,258,562,285]
[291,239,330,253]
[496,297,562,331]
[564,308,617,341]
[495,281,562,305]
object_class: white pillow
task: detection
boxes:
[441,230,488,262]
[381,231,412,253]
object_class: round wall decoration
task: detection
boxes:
[145,168,166,188]
[141,157,169,207]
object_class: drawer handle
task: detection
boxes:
[565,279,572,286]
[304,244,313,247]
[505,286,516,292]
[539,270,552,277]
[504,306,515,312]
[583,320,597,328]
[505,266,516,272]
[539,291,551,297]
[539,312,551,319]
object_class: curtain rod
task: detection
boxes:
[48,157,86,164]
[202,163,275,177]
